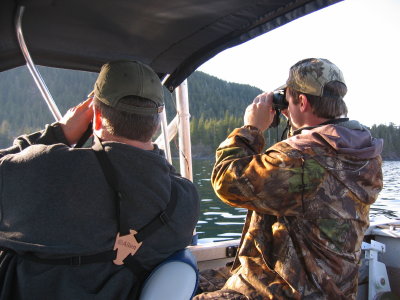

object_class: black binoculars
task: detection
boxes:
[272,89,288,110]
[270,89,288,128]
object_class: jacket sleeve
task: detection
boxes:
[211,127,306,216]
[0,122,69,157]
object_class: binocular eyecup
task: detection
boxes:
[270,89,288,128]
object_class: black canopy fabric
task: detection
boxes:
[1,0,342,91]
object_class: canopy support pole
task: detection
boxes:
[160,107,172,164]
[155,80,193,182]
[175,80,193,181]
[15,6,62,121]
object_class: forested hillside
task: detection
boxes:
[0,66,398,159]
[370,124,400,160]
[0,66,97,136]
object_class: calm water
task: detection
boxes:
[188,160,400,243]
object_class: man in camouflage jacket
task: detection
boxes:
[194,58,383,300]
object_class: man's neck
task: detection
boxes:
[98,131,154,150]
[301,114,329,129]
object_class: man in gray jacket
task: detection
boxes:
[0,60,199,299]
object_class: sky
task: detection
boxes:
[197,0,400,127]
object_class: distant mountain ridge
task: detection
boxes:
[0,66,398,159]
[0,66,261,137]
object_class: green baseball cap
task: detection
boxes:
[282,58,346,96]
[93,60,164,115]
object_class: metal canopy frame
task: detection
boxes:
[15,6,62,121]
[1,0,343,90]
[8,0,344,181]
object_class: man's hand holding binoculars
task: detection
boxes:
[244,92,276,132]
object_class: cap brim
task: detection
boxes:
[275,84,287,91]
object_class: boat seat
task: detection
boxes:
[139,248,199,300]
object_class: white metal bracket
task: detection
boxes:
[362,240,391,300]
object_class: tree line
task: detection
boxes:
[0,66,398,159]
[369,123,400,160]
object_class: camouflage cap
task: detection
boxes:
[94,60,164,115]
[283,58,346,96]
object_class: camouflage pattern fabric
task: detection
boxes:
[286,58,346,97]
[197,125,383,300]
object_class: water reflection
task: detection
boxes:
[186,159,400,242]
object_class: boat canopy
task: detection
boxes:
[1,0,341,91]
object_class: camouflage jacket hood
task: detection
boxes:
[285,120,383,205]
[286,120,383,160]
[211,122,383,299]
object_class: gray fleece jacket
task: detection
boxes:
[0,123,199,300]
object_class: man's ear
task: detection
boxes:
[298,94,309,112]
[93,106,102,131]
